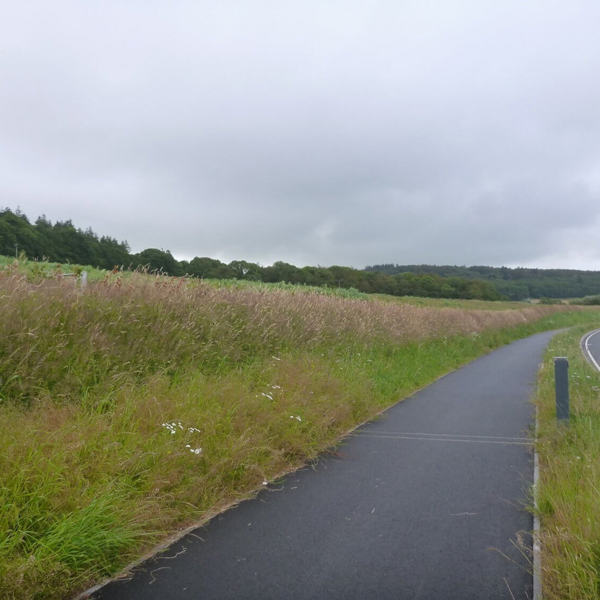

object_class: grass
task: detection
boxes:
[1,267,600,598]
[535,326,600,599]
[370,292,532,310]
[0,254,107,282]
[201,277,370,300]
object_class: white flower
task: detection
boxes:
[161,422,179,435]
[189,447,202,455]
[261,392,273,400]
[271,385,281,389]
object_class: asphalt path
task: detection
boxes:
[92,330,558,600]
[581,329,600,371]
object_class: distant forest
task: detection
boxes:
[366,264,600,300]
[2,207,597,301]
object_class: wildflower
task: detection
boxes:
[272,356,281,361]
[161,422,178,435]
[261,392,273,400]
[188,427,201,433]
[271,385,281,389]
[290,415,302,422]
[262,481,268,486]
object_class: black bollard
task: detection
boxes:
[554,357,569,423]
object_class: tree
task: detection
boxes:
[262,261,301,283]
[228,260,263,281]
[187,257,234,279]
[134,248,183,275]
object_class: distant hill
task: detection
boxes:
[10,206,597,301]
[0,207,501,301]
[365,264,600,300]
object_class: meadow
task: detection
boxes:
[1,259,600,598]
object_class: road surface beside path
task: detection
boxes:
[581,328,600,371]
[93,330,557,600]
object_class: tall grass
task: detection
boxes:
[1,270,599,598]
[0,270,579,407]
[535,327,600,599]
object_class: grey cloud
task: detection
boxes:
[2,1,600,269]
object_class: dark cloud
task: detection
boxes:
[2,1,600,268]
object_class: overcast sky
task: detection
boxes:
[2,1,600,269]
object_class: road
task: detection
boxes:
[91,331,557,600]
[581,329,600,371]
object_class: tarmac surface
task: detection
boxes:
[94,330,557,600]
[581,328,600,371]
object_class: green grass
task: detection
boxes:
[1,268,600,598]
[535,326,600,599]
[371,292,536,310]
[0,254,107,282]
[201,277,370,300]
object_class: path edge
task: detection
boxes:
[73,365,461,599]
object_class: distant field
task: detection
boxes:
[0,254,107,281]
[1,260,600,598]
[371,292,532,311]
[0,254,542,307]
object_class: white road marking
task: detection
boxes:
[582,329,600,372]
[354,430,529,441]
[353,431,532,446]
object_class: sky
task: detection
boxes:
[2,1,600,270]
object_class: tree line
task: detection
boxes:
[1,208,502,300]
[366,264,600,300]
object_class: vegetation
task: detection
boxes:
[0,253,107,282]
[535,327,600,599]
[0,208,131,271]
[1,261,600,598]
[367,263,600,300]
[6,207,600,301]
[577,295,600,306]
[0,208,502,300]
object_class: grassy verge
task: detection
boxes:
[1,271,600,598]
[535,325,600,599]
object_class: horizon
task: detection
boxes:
[4,205,599,274]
